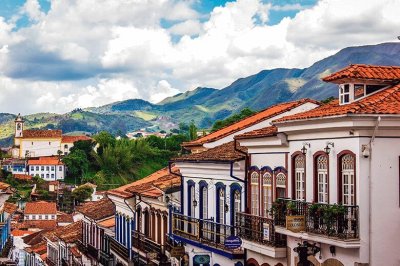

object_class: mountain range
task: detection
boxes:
[1,42,400,146]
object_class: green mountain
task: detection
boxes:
[1,42,399,146]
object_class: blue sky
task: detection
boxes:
[0,0,397,114]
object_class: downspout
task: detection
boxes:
[169,161,183,214]
[367,116,381,264]
[234,139,249,265]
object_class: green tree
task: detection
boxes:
[93,131,116,155]
[72,185,94,202]
[189,121,197,141]
[63,150,89,178]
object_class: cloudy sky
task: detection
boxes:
[0,0,399,115]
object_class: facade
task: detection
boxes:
[24,201,57,221]
[75,198,115,266]
[27,157,65,181]
[171,100,320,266]
[234,64,400,266]
[12,114,91,159]
[106,166,181,266]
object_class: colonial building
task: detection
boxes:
[27,157,65,181]
[24,201,57,221]
[106,166,181,266]
[12,114,91,159]
[75,198,115,266]
[235,64,400,266]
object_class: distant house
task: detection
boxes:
[24,201,57,221]
[27,157,65,181]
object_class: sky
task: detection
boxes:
[0,0,399,115]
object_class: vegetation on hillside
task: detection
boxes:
[211,108,255,132]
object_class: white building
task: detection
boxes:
[235,64,400,266]
[27,157,65,180]
[12,115,91,159]
[24,201,57,221]
[172,99,319,266]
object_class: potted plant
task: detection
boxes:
[286,201,297,215]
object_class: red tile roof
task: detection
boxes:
[107,167,181,199]
[323,64,400,83]
[274,84,400,123]
[0,182,10,190]
[13,174,32,181]
[25,201,57,215]
[57,212,74,223]
[173,141,247,162]
[75,198,115,220]
[234,126,278,140]
[3,202,18,214]
[182,99,320,147]
[22,130,62,138]
[20,220,57,230]
[46,221,82,243]
[97,217,115,228]
[12,229,33,237]
[28,157,63,166]
[61,135,92,143]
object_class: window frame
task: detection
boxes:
[230,183,242,226]
[337,150,356,206]
[250,170,260,216]
[261,167,273,217]
[314,152,329,203]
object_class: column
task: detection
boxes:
[115,214,119,242]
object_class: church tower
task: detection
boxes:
[15,113,24,138]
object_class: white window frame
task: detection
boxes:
[295,155,305,201]
[317,155,329,203]
[250,172,259,216]
[262,172,272,217]
[342,154,355,206]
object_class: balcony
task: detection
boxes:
[109,237,130,262]
[273,199,359,247]
[132,231,171,265]
[172,213,244,259]
[87,243,99,260]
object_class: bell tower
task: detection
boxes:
[15,113,24,138]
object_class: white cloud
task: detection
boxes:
[0,0,399,115]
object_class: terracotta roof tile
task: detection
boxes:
[182,99,320,147]
[173,141,247,162]
[21,220,57,230]
[97,217,115,228]
[75,198,114,220]
[57,212,74,223]
[25,241,47,255]
[12,229,33,237]
[25,201,57,215]
[3,202,18,214]
[22,130,62,139]
[14,174,32,180]
[323,64,400,83]
[61,135,92,143]
[46,221,82,243]
[274,84,400,123]
[28,157,63,166]
[0,182,10,190]
[22,230,50,246]
[107,167,181,199]
[234,126,278,140]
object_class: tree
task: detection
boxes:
[189,121,197,141]
[63,150,89,178]
[93,131,116,155]
[72,185,94,203]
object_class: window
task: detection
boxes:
[250,171,259,215]
[275,172,286,199]
[218,189,225,224]
[51,166,55,171]
[39,215,42,219]
[354,84,365,100]
[341,154,355,205]
[45,215,48,219]
[46,166,49,171]
[316,155,328,203]
[202,186,207,219]
[41,166,44,171]
[339,84,350,104]
[51,215,55,219]
[64,144,68,149]
[190,185,195,216]
[46,174,49,179]
[59,166,63,171]
[30,166,34,171]
[233,190,241,218]
[36,166,39,171]
[51,174,55,179]
[49,142,51,145]
[262,172,272,217]
[32,215,36,220]
[295,155,305,200]
[41,174,44,178]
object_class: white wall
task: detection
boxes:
[21,139,61,158]
[28,164,65,180]
[25,214,56,220]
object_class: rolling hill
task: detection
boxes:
[1,42,399,146]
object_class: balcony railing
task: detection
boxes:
[87,243,99,259]
[236,212,286,247]
[172,213,243,254]
[273,199,359,239]
[109,237,130,262]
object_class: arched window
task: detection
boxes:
[316,155,328,203]
[275,172,286,199]
[250,172,259,215]
[294,155,305,200]
[218,189,225,225]
[341,153,355,205]
[262,172,272,217]
[234,190,241,218]
[202,186,208,219]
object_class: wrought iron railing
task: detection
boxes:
[132,231,163,259]
[273,198,359,239]
[109,237,130,262]
[236,212,286,247]
[87,243,99,259]
[172,213,243,254]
